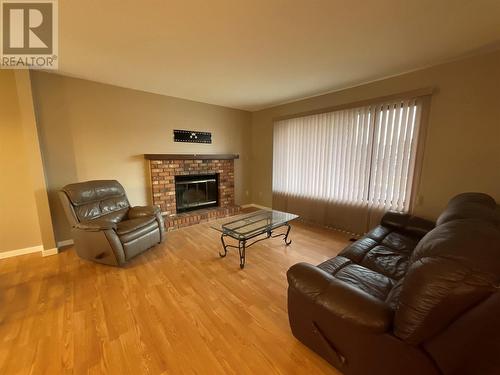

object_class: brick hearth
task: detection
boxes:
[147,155,240,230]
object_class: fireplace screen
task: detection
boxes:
[175,174,219,213]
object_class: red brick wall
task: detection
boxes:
[149,159,235,216]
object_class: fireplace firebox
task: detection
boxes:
[175,174,219,213]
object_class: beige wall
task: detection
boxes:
[31,72,252,243]
[0,70,43,253]
[250,49,500,220]
[14,71,57,252]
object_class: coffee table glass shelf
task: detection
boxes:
[211,209,299,269]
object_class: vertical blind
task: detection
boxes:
[273,98,423,233]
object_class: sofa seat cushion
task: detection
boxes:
[381,232,418,254]
[318,256,395,300]
[117,216,157,243]
[335,264,395,300]
[361,245,410,280]
[317,255,352,274]
[338,237,379,263]
[339,226,418,280]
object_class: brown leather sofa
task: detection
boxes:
[287,193,500,375]
[59,180,165,266]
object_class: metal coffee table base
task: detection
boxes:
[218,223,292,269]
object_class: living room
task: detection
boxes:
[1,1,499,374]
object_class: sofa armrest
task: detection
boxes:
[381,211,434,237]
[128,205,160,219]
[75,219,117,231]
[287,262,393,333]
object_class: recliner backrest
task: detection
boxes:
[392,193,500,345]
[60,180,130,223]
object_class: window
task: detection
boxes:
[272,98,425,233]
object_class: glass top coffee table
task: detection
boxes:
[211,209,299,269]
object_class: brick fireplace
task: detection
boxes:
[145,154,240,230]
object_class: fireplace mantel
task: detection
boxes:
[144,153,239,160]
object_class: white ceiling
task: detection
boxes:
[57,0,500,111]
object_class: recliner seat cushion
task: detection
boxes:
[119,221,158,243]
[117,216,156,235]
[100,208,129,224]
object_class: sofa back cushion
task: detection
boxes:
[61,180,130,223]
[393,217,500,344]
[447,192,496,208]
[436,192,499,226]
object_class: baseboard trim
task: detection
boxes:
[42,248,59,257]
[0,245,43,260]
[57,239,74,248]
[241,203,272,210]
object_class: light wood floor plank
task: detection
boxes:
[0,215,349,374]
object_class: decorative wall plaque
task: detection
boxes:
[173,129,212,144]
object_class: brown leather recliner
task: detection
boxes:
[59,180,165,266]
[287,192,500,375]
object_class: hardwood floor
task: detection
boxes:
[0,214,350,374]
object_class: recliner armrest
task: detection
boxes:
[287,262,393,333]
[381,211,434,237]
[75,219,117,231]
[128,205,161,219]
